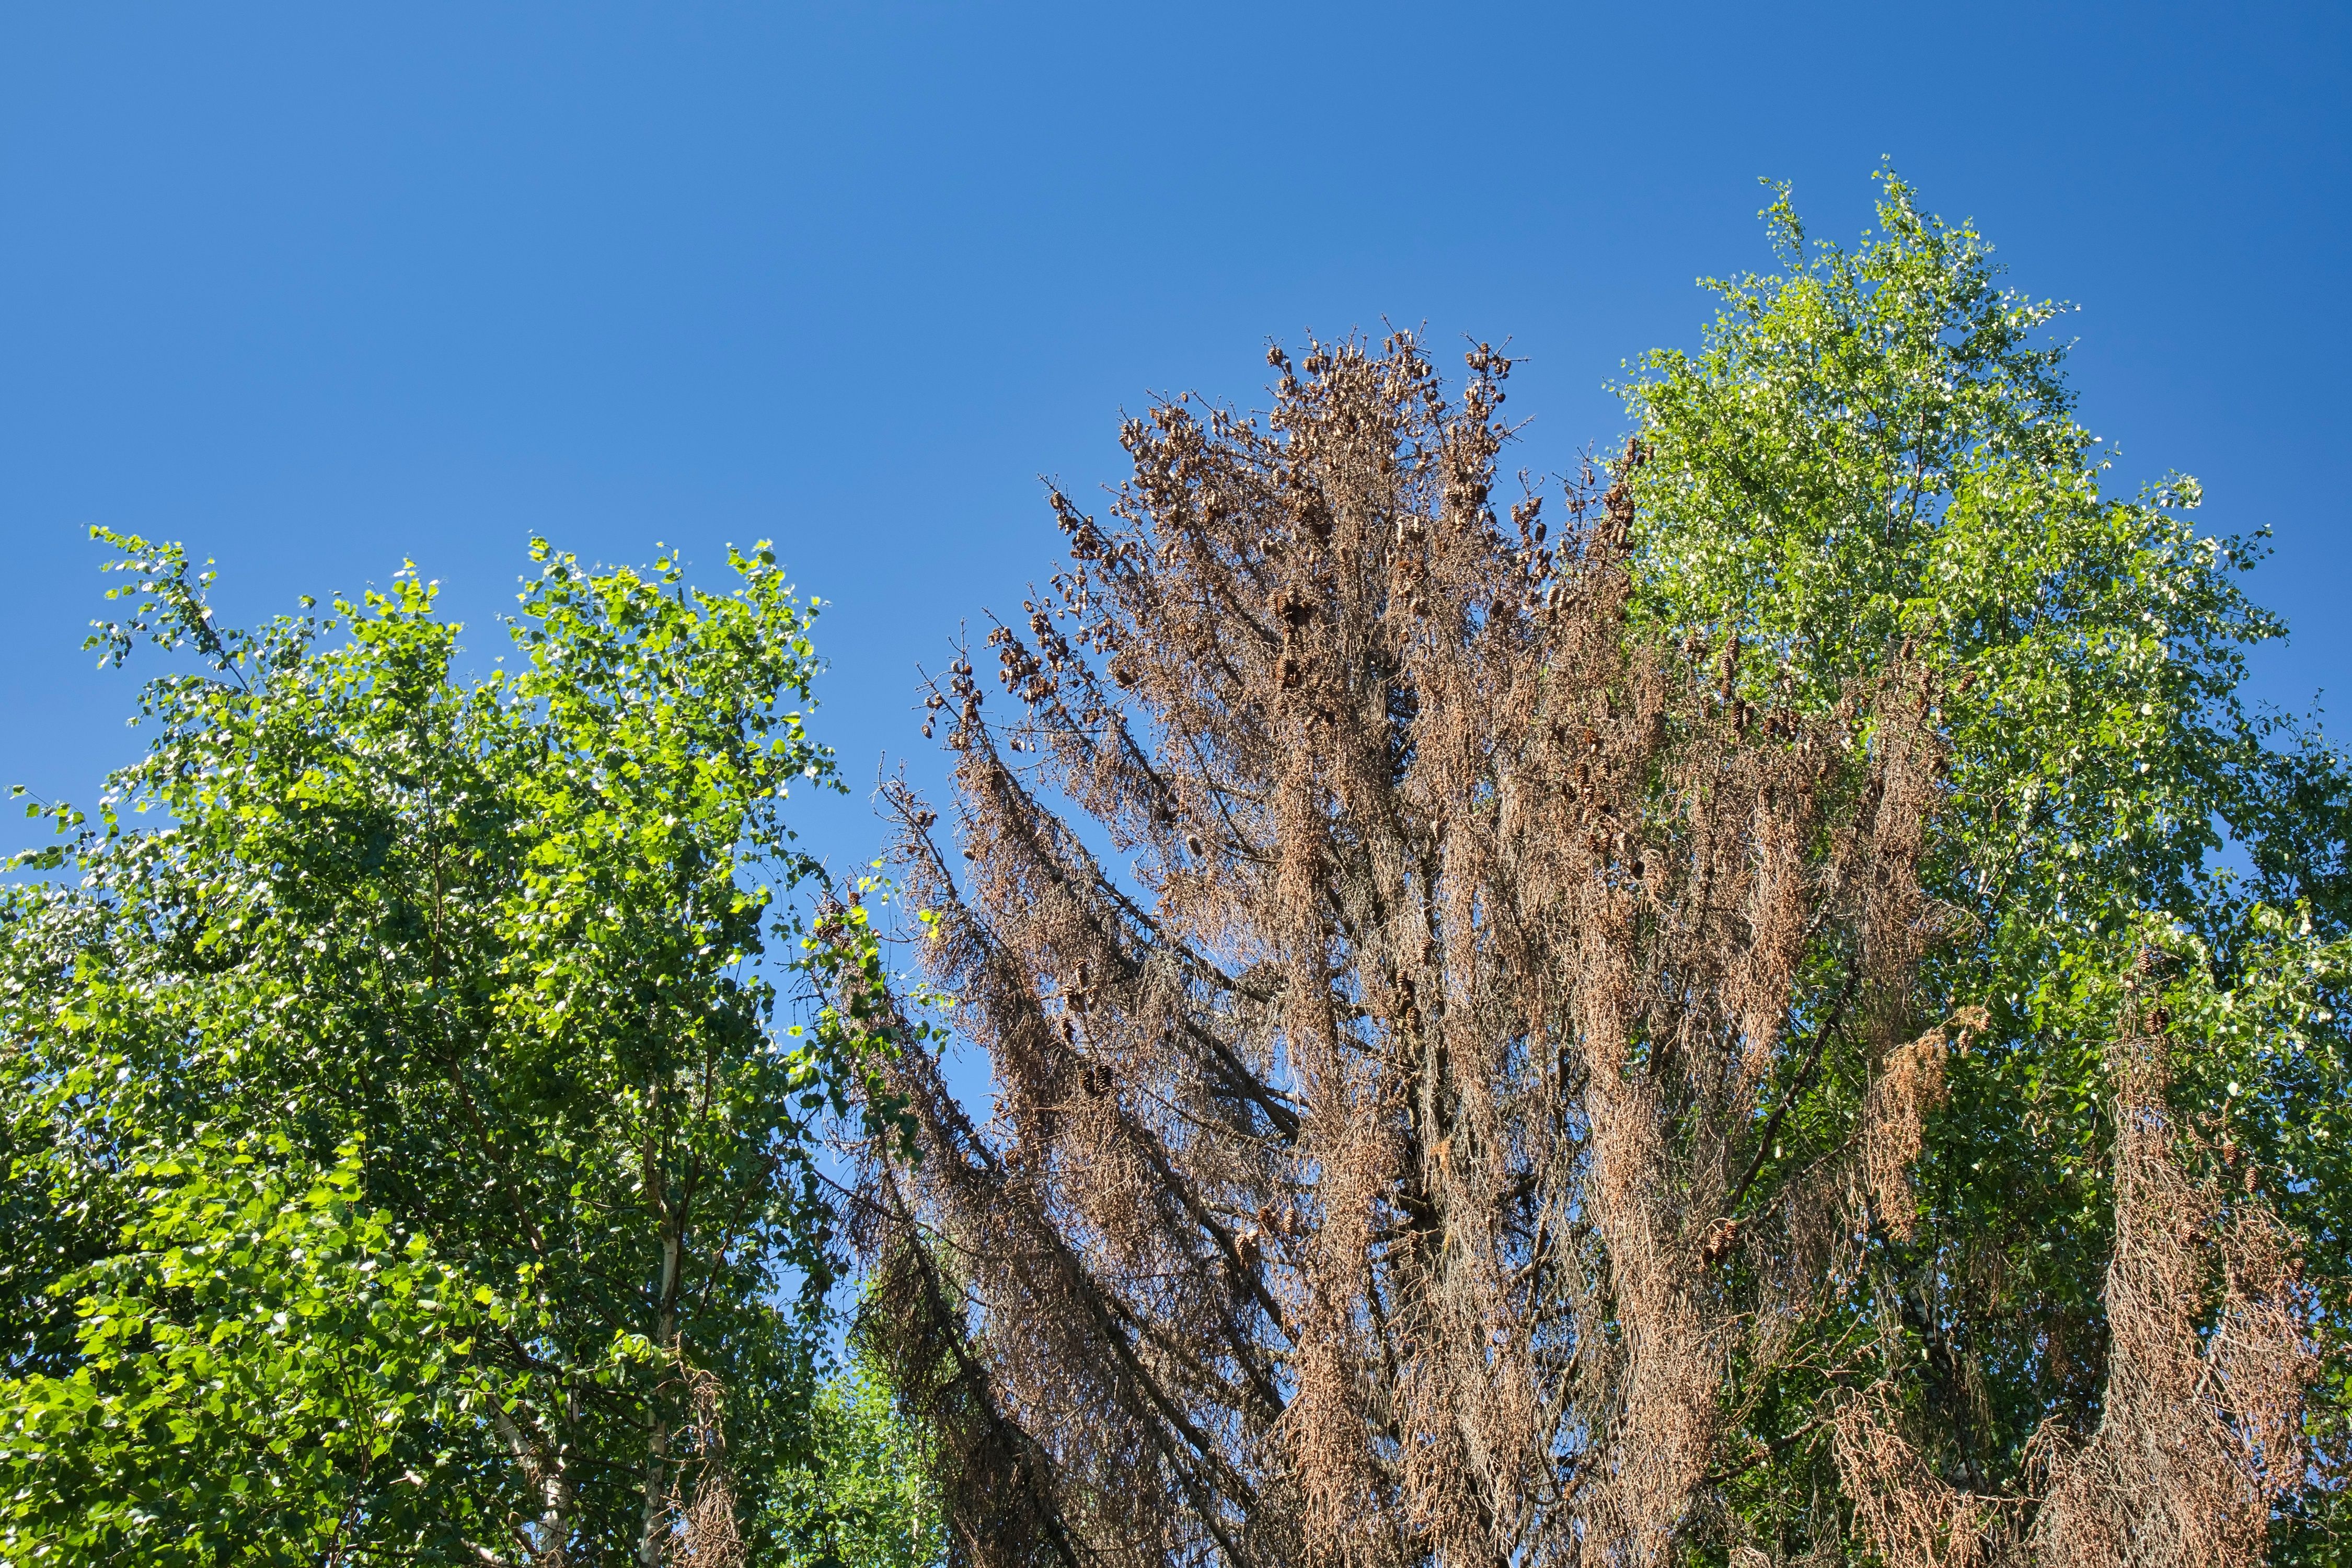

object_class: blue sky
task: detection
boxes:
[4,1,2346,883]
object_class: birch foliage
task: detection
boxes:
[1622,171,2352,1559]
[1,534,915,1565]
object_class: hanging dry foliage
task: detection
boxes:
[659,1363,746,1568]
[2021,991,2317,1567]
[849,333,1968,1566]
[1829,979,2320,1568]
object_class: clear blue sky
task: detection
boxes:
[4,2,2346,878]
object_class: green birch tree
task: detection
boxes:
[1620,169,2352,1558]
[1,534,921,1565]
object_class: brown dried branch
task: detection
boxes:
[2027,1005,2318,1568]
[660,1363,745,1568]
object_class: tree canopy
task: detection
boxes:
[1623,172,2352,1559]
[7,171,2348,1567]
[2,535,926,1564]
[847,175,2352,1565]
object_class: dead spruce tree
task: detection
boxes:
[849,335,1981,1567]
